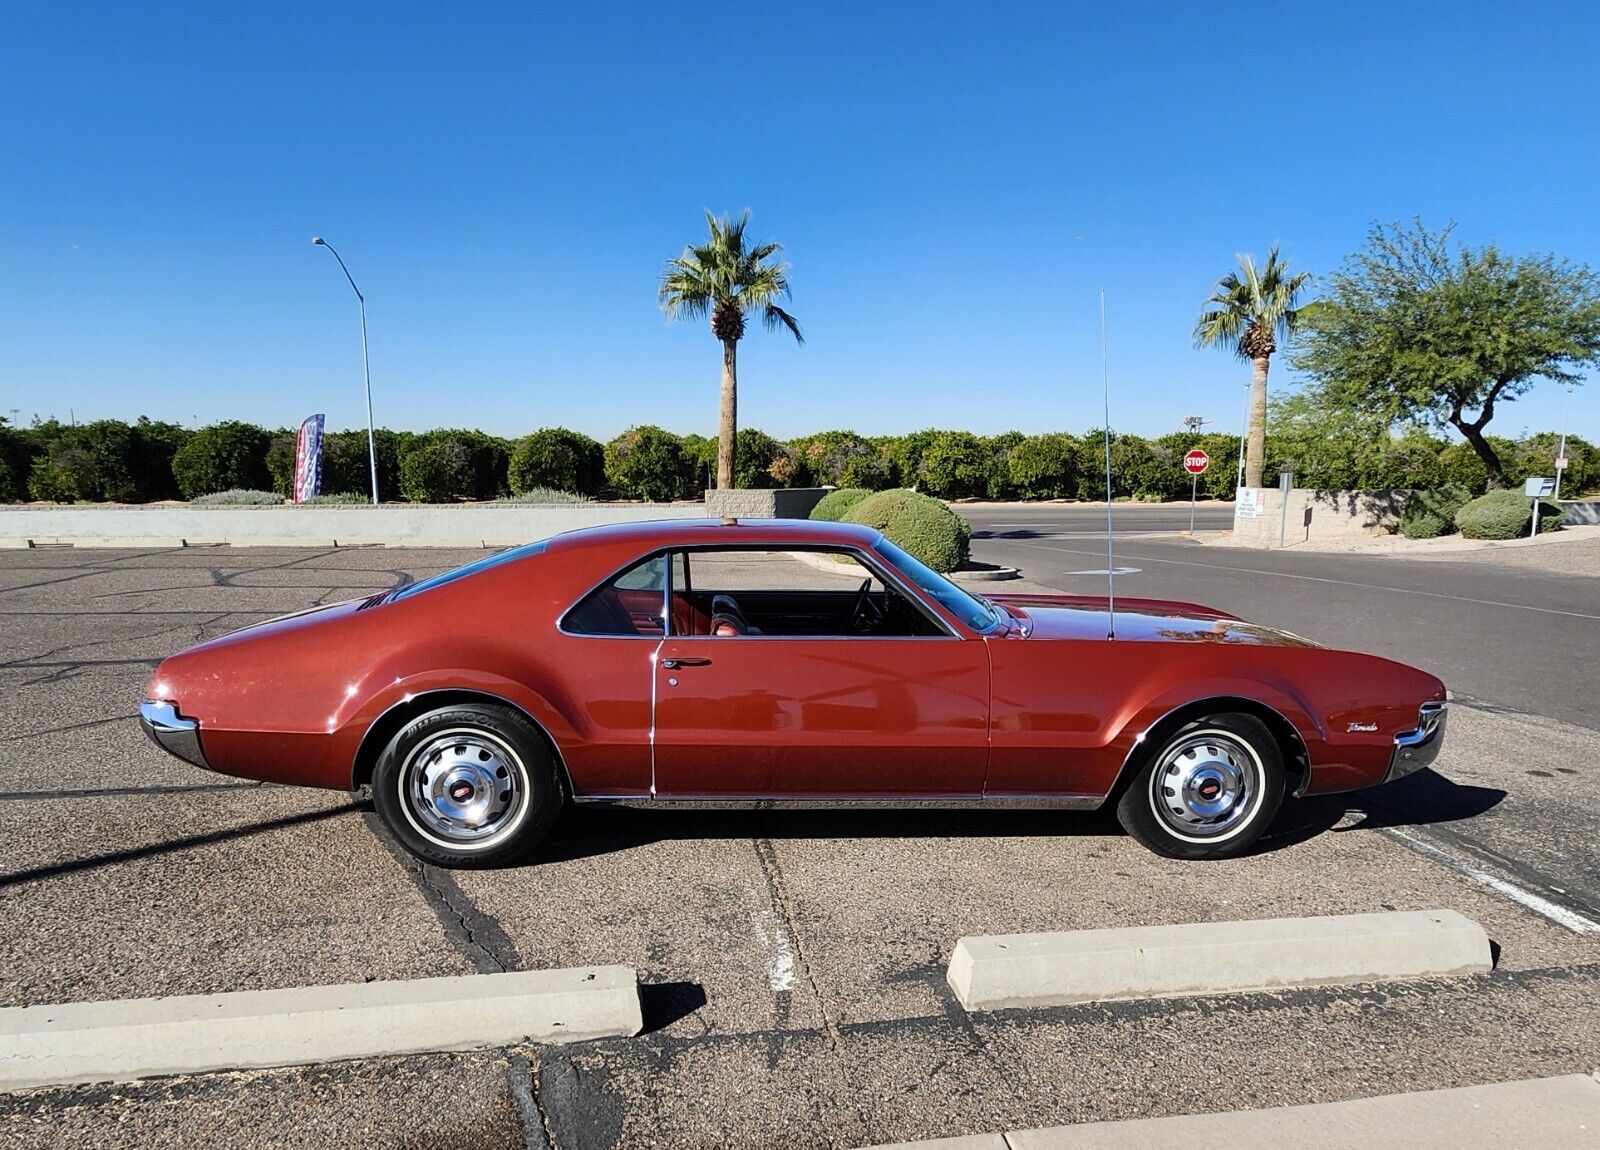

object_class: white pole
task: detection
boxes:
[313,237,381,506]
[1100,288,1115,640]
[1553,382,1572,501]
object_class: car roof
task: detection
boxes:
[544,517,882,555]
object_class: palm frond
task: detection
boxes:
[659,209,801,344]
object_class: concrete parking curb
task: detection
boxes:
[863,1074,1600,1149]
[0,966,642,1092]
[946,909,1491,1011]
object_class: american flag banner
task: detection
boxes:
[292,414,325,503]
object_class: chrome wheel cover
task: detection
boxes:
[1148,730,1264,842]
[399,728,528,850]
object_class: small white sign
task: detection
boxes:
[1236,488,1266,520]
[1555,456,1568,470]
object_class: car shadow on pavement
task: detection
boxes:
[0,803,361,890]
[1263,769,1507,852]
[539,769,1506,865]
[537,805,1122,864]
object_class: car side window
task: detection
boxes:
[563,556,667,637]
[677,548,946,638]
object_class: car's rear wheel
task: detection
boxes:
[1115,712,1285,860]
[372,704,562,868]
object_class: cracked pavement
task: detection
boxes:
[0,542,1596,1149]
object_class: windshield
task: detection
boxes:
[388,540,548,602]
[875,539,1000,632]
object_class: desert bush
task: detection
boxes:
[1399,484,1471,539]
[509,428,605,496]
[299,491,369,505]
[604,426,695,501]
[810,487,871,521]
[171,421,272,499]
[191,489,284,506]
[1454,488,1563,539]
[493,488,589,504]
[844,488,970,572]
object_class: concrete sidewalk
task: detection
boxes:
[866,1073,1600,1149]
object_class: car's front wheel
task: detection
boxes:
[1115,712,1285,860]
[372,703,562,868]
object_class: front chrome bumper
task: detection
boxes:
[1383,701,1447,784]
[138,700,211,770]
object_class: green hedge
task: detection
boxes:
[1455,488,1564,539]
[2,415,1592,506]
[1400,484,1472,539]
[844,488,971,572]
[810,487,871,521]
[604,425,695,501]
[509,428,604,496]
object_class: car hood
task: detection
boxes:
[989,594,1322,647]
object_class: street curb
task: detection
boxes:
[860,1074,1600,1149]
[946,909,1491,1012]
[0,966,642,1093]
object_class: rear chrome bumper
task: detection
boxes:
[138,700,211,770]
[1383,701,1447,784]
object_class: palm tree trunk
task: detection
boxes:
[1244,355,1270,489]
[717,339,738,490]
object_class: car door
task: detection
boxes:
[649,548,990,797]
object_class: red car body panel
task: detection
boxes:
[143,518,1445,803]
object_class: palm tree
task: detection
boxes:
[1194,245,1312,489]
[660,211,802,490]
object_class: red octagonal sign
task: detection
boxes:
[1182,448,1210,475]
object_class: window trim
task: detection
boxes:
[557,543,963,640]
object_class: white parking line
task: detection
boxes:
[743,880,797,992]
[1381,826,1600,935]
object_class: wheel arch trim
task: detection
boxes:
[351,687,576,799]
[1107,694,1314,802]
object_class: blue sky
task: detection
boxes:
[2,1,1597,444]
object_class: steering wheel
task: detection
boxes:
[850,578,884,634]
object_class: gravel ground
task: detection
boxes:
[0,545,1596,1149]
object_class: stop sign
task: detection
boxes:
[1183,449,1210,475]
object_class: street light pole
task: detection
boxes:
[1553,382,1574,501]
[312,237,381,506]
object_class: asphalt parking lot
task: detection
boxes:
[1,538,1597,1149]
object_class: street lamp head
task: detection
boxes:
[311,236,325,246]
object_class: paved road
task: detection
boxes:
[0,543,1596,1149]
[964,504,1600,941]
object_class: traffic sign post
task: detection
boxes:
[1182,449,1210,534]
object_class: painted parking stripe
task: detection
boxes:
[1381,826,1600,935]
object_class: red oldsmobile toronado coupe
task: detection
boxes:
[140,518,1447,866]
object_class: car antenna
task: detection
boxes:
[1101,287,1116,640]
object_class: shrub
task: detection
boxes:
[191,489,285,506]
[1399,484,1471,539]
[604,426,695,501]
[983,431,1025,499]
[509,428,605,496]
[887,430,941,489]
[300,491,369,505]
[792,430,891,489]
[917,431,992,499]
[171,421,272,499]
[1454,488,1563,539]
[0,423,38,502]
[1007,433,1080,499]
[494,488,589,504]
[810,487,871,521]
[21,420,184,503]
[844,488,971,572]
[399,439,476,502]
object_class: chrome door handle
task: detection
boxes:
[661,657,712,669]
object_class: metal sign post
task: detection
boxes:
[1182,449,1210,534]
[1278,467,1294,548]
[1525,477,1557,537]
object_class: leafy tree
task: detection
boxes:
[1293,220,1600,488]
[659,211,802,490]
[509,428,605,496]
[1194,245,1313,488]
[604,425,695,501]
